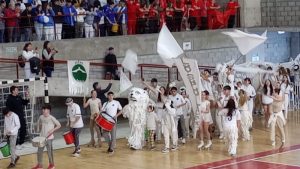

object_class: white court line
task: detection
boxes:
[208,148,300,169]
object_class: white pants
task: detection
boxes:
[55,23,62,40]
[240,110,252,140]
[44,26,54,41]
[283,94,289,119]
[224,126,238,155]
[216,112,224,136]
[155,122,162,141]
[24,66,35,79]
[269,112,286,142]
[247,99,254,127]
[34,22,43,41]
[184,116,190,137]
[162,124,178,148]
[84,23,94,38]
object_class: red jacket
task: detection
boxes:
[4,8,19,27]
[227,1,239,16]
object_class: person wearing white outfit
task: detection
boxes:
[241,78,256,129]
[22,42,39,79]
[84,6,96,38]
[238,89,252,141]
[161,99,178,153]
[181,90,192,139]
[43,4,55,41]
[259,75,274,126]
[217,85,235,139]
[197,90,213,150]
[225,67,235,97]
[218,98,241,157]
[269,88,286,146]
[200,69,214,100]
[280,75,293,119]
[146,105,159,150]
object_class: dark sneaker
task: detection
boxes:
[14,156,20,164]
[7,163,16,168]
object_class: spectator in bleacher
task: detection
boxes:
[33,4,44,41]
[15,3,22,42]
[42,41,57,77]
[52,0,63,40]
[200,0,208,30]
[226,0,239,28]
[115,0,127,35]
[165,2,174,31]
[207,0,220,29]
[84,5,95,38]
[127,0,138,35]
[190,0,200,30]
[44,3,55,41]
[81,0,89,10]
[136,3,147,34]
[20,3,34,42]
[4,2,20,42]
[62,0,77,39]
[97,6,106,37]
[158,0,167,29]
[0,1,6,43]
[32,0,42,8]
[173,0,184,32]
[17,0,26,12]
[148,2,159,33]
[75,3,86,38]
[104,47,119,80]
[22,42,39,78]
[104,0,117,36]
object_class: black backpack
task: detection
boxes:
[29,57,41,74]
[18,55,25,68]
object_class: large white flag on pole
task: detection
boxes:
[222,29,267,55]
[68,60,90,95]
[118,70,133,94]
[122,49,138,75]
[157,24,184,67]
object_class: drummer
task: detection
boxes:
[101,91,122,154]
[3,108,21,169]
[32,104,61,169]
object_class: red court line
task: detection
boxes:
[211,161,300,169]
[186,144,300,169]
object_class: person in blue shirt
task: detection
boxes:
[104,0,116,36]
[43,3,55,40]
[62,0,77,39]
[115,0,127,35]
[95,6,107,37]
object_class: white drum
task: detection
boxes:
[32,137,46,147]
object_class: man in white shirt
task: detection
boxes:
[66,98,84,157]
[168,87,186,145]
[3,108,21,168]
[101,91,122,154]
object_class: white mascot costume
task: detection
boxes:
[123,87,150,150]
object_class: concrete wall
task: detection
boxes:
[261,0,300,27]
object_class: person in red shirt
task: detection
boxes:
[165,2,174,31]
[4,2,20,42]
[158,0,167,29]
[199,0,208,30]
[148,2,159,33]
[173,0,184,32]
[191,0,201,30]
[127,0,139,35]
[226,0,239,28]
[136,3,148,34]
[207,0,220,29]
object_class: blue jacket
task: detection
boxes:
[43,9,55,26]
[104,6,116,24]
[62,5,77,26]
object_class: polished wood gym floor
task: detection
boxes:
[1,112,300,169]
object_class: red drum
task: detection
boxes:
[95,113,115,131]
[63,131,74,145]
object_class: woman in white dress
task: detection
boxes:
[280,75,293,119]
[22,42,39,79]
[238,89,252,141]
[197,90,213,150]
[260,75,274,126]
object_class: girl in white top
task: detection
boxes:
[259,74,274,126]
[280,75,293,119]
[146,105,159,150]
[22,42,39,79]
[218,98,241,157]
[201,69,214,100]
[155,86,168,141]
[241,78,255,128]
[83,90,102,147]
[226,67,235,97]
[198,90,213,150]
[238,89,252,141]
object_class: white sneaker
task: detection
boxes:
[182,138,186,144]
[197,140,204,149]
[219,134,224,139]
[171,146,178,151]
[161,147,169,153]
[204,140,212,149]
[72,152,80,157]
[271,141,275,146]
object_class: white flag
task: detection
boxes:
[119,70,133,94]
[68,60,90,95]
[122,49,138,75]
[222,29,267,55]
[157,24,184,67]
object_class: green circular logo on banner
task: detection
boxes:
[72,64,87,81]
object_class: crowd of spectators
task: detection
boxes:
[0,0,239,43]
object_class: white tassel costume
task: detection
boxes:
[219,109,241,155]
[239,103,252,141]
[123,88,150,150]
[162,100,178,149]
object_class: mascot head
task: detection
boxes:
[128,87,149,103]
